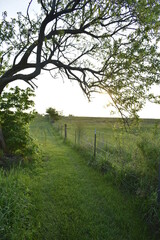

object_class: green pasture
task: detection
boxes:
[54,116,160,146]
[53,116,160,174]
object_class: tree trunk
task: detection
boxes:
[0,125,6,154]
[0,86,7,154]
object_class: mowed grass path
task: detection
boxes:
[30,117,151,240]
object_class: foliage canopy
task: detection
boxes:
[0,0,160,117]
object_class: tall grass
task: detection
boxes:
[0,167,36,240]
[0,116,42,240]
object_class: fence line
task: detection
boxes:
[53,123,113,161]
[52,121,160,204]
[54,123,127,157]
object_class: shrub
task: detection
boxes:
[137,132,160,173]
[0,87,36,157]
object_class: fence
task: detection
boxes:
[53,123,116,161]
[53,122,160,204]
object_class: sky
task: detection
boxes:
[1,0,160,118]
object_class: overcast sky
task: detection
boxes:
[1,0,160,118]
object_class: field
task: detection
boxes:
[53,116,160,174]
[0,115,159,239]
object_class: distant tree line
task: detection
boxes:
[46,107,62,123]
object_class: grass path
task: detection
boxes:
[29,117,151,240]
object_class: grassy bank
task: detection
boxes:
[0,116,156,239]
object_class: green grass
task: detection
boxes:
[0,116,157,239]
[52,116,147,166]
[54,116,160,191]
[30,116,152,239]
[54,116,160,231]
[0,167,37,240]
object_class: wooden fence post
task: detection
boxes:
[94,129,96,159]
[157,162,160,204]
[64,124,67,142]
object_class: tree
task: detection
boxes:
[46,107,61,122]
[0,0,160,117]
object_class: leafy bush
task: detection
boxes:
[137,131,160,173]
[111,130,160,233]
[0,87,36,157]
[96,153,115,174]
